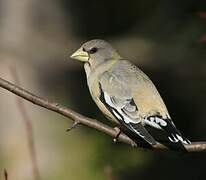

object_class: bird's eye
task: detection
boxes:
[89,47,98,54]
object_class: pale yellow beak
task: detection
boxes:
[70,48,89,62]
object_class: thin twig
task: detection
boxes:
[10,68,40,180]
[66,121,79,132]
[0,77,206,152]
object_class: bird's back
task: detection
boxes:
[109,60,170,119]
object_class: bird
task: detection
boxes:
[70,39,190,151]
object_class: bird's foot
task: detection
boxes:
[113,127,121,143]
[66,121,79,132]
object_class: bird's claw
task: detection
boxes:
[113,127,121,143]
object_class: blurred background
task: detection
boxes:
[0,0,206,179]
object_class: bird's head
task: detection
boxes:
[70,39,121,68]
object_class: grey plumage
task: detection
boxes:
[70,39,190,150]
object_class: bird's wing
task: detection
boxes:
[99,60,190,149]
[98,71,156,145]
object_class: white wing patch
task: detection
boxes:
[104,91,138,124]
[155,117,167,126]
[112,110,122,120]
[145,115,190,145]
[145,116,167,130]
[144,119,162,130]
[168,133,190,144]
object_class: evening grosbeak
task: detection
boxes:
[70,39,190,151]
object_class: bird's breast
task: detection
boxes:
[86,77,119,124]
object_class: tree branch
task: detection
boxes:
[0,77,206,152]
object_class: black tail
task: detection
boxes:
[144,115,190,152]
[146,119,190,152]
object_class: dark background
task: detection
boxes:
[0,0,206,179]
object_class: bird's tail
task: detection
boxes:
[165,131,190,152]
[146,122,190,152]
